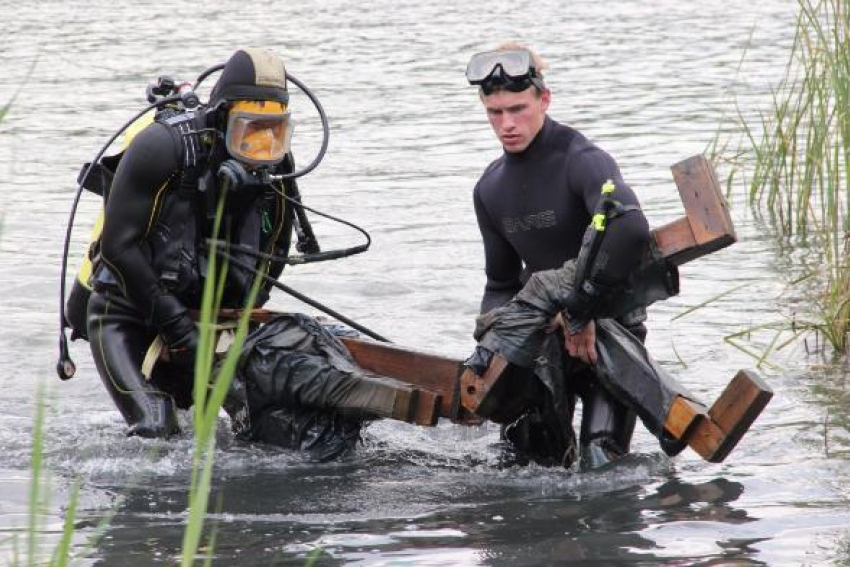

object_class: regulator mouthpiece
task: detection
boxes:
[217,159,253,191]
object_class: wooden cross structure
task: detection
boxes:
[232,155,772,464]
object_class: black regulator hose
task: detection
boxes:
[56,93,185,381]
[214,250,390,343]
[207,190,372,265]
[193,63,224,90]
[276,74,329,181]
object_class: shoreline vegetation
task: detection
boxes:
[713,0,850,359]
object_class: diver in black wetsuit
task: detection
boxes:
[466,43,652,468]
[75,48,338,442]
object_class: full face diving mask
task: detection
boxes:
[225,100,293,166]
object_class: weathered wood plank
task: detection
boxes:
[686,416,727,461]
[656,155,737,265]
[652,217,697,261]
[339,337,464,422]
[659,370,773,462]
[704,369,773,462]
[412,389,442,426]
[459,354,510,418]
[671,155,735,246]
[664,396,707,440]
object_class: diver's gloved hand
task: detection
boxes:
[150,293,198,368]
[562,279,607,333]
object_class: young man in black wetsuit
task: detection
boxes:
[467,44,652,467]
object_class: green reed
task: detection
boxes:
[3,58,92,566]
[719,0,850,353]
[180,185,267,566]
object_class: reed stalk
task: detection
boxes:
[26,383,47,567]
[719,0,850,354]
[180,184,268,566]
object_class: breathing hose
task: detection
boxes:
[213,249,390,343]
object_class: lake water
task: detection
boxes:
[3,0,849,565]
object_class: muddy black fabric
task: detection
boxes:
[471,258,688,462]
[228,313,404,461]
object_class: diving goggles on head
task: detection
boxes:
[225,100,293,166]
[465,49,546,95]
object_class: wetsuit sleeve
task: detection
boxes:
[99,123,181,317]
[473,184,523,313]
[566,147,650,286]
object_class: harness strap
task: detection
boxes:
[156,111,209,290]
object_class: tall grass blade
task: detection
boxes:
[26,384,47,567]
[715,0,850,355]
[181,183,272,566]
[50,481,80,567]
[671,283,748,321]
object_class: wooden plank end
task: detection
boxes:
[704,369,773,462]
[664,396,708,439]
[670,155,736,246]
[413,390,441,427]
[460,355,509,416]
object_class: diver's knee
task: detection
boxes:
[126,397,179,438]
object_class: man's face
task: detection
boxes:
[482,88,550,153]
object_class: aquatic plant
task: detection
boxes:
[716,0,850,354]
[180,185,267,566]
[1,58,94,567]
[4,78,261,563]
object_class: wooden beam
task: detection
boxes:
[660,370,773,462]
[339,337,471,424]
[704,369,773,462]
[663,396,707,441]
[458,354,510,419]
[652,155,736,265]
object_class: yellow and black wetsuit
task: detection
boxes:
[87,118,292,438]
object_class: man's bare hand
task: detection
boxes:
[566,319,597,365]
[547,313,598,365]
